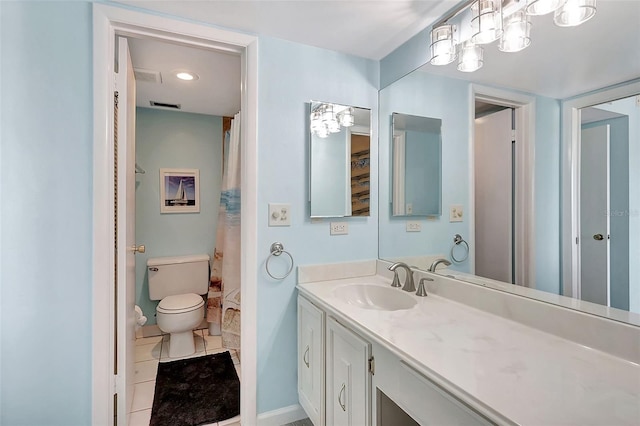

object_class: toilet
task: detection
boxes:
[147,254,210,358]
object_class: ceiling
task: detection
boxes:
[127,37,241,116]
[122,0,640,117]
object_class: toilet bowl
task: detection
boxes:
[156,293,205,358]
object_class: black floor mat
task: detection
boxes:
[150,351,240,426]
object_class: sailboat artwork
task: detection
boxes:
[160,168,200,213]
[170,179,190,206]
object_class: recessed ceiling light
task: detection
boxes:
[174,70,199,81]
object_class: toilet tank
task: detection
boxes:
[147,254,210,301]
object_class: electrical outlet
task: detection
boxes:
[268,203,291,226]
[450,204,464,222]
[406,203,413,214]
[406,221,422,232]
[330,222,348,235]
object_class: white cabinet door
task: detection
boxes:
[326,316,371,426]
[298,296,325,426]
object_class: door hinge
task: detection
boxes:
[576,237,579,244]
[368,356,375,375]
[512,129,516,142]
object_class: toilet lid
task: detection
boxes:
[157,293,204,313]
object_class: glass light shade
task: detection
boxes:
[526,0,567,15]
[321,104,334,122]
[499,11,531,52]
[338,107,355,127]
[471,0,503,44]
[554,0,596,26]
[430,24,457,65]
[457,41,484,72]
[315,125,330,138]
[326,118,341,133]
[310,110,324,131]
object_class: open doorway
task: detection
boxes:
[92,5,258,425]
[125,35,242,425]
[470,86,536,288]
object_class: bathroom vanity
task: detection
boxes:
[296,260,640,426]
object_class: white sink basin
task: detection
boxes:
[332,284,417,311]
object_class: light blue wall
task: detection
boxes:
[379,71,471,267]
[0,2,93,425]
[256,36,379,414]
[0,3,378,421]
[135,108,223,324]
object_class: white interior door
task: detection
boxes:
[116,36,137,425]
[579,124,610,305]
[474,109,513,283]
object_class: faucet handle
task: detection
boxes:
[391,271,402,288]
[416,277,433,297]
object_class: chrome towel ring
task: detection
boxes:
[266,242,294,280]
[451,234,469,263]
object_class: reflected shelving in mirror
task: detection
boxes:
[309,101,371,218]
[391,113,442,217]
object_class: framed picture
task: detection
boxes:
[160,168,200,213]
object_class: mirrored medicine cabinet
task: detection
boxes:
[309,101,371,218]
[391,113,442,217]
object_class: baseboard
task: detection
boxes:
[257,404,307,426]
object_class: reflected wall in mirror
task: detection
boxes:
[378,1,640,325]
[309,101,371,218]
[391,113,442,217]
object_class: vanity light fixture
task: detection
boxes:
[499,10,531,52]
[457,41,484,72]
[428,0,595,73]
[525,0,567,16]
[471,0,503,44]
[554,0,597,27]
[430,24,458,65]
[310,103,354,138]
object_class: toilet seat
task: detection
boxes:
[157,293,204,314]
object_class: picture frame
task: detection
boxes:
[159,168,200,213]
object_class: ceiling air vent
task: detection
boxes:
[150,101,181,110]
[134,68,162,83]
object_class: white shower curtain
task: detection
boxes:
[207,112,241,350]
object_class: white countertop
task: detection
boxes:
[298,275,640,426]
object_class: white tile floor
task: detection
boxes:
[128,329,241,426]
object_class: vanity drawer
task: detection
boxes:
[396,361,493,426]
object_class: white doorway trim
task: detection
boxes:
[92,4,258,424]
[469,84,536,287]
[560,80,640,299]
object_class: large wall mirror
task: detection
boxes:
[378,0,640,325]
[309,101,371,217]
[391,113,442,217]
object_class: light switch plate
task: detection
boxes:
[268,203,291,226]
[406,221,422,232]
[450,204,464,222]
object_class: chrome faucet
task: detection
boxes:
[388,262,415,292]
[428,258,451,272]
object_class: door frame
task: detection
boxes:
[561,80,640,299]
[92,4,259,424]
[469,84,536,287]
